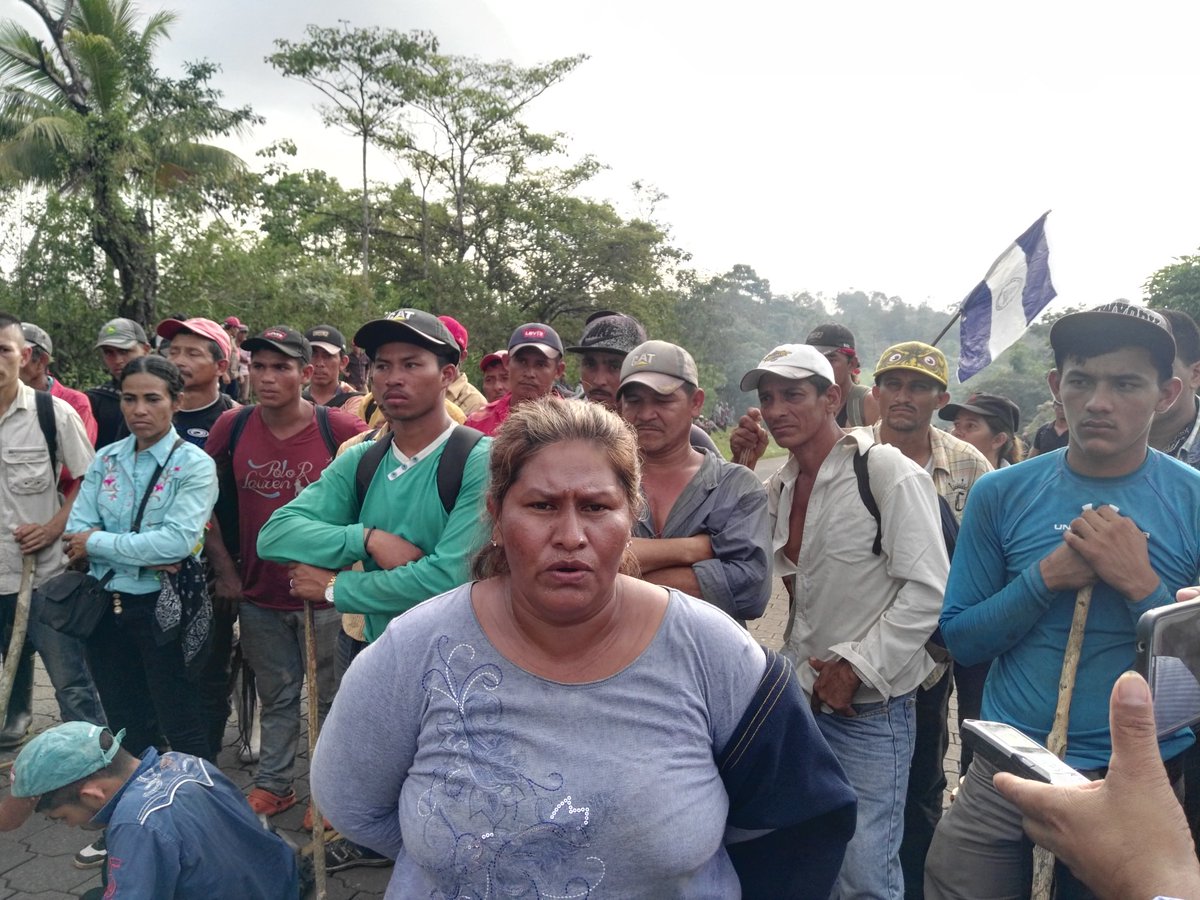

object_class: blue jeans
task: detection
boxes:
[18,590,106,725]
[816,691,916,900]
[238,602,340,795]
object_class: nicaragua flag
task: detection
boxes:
[957,211,1056,381]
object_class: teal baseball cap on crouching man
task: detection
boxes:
[0,722,125,831]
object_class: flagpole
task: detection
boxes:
[930,307,964,348]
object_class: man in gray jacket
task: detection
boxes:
[619,340,770,623]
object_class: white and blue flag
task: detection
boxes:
[957,212,1056,381]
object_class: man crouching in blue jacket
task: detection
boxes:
[0,721,298,899]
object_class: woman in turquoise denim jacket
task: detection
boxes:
[64,356,218,761]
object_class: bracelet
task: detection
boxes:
[365,527,376,552]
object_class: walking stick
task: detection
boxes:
[1031,584,1093,900]
[0,556,35,726]
[303,595,327,900]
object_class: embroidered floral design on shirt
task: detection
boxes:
[417,636,605,898]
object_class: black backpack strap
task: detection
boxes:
[34,390,58,475]
[852,446,883,557]
[327,390,364,409]
[353,425,484,518]
[437,426,484,514]
[354,435,393,514]
[314,404,337,457]
[226,405,255,457]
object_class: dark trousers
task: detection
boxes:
[86,591,211,760]
[900,668,951,900]
[953,659,992,775]
[197,605,236,757]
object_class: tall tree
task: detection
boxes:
[1146,249,1200,321]
[268,23,436,290]
[0,0,256,324]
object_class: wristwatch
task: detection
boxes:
[324,574,337,604]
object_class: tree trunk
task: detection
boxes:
[91,171,158,327]
[360,132,371,290]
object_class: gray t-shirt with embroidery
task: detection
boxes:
[312,583,766,899]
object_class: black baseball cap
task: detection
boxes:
[1049,302,1176,373]
[508,323,563,358]
[304,325,347,356]
[353,309,459,363]
[938,392,1021,434]
[806,323,856,354]
[566,310,647,356]
[242,326,312,364]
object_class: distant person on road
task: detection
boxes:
[464,322,566,436]
[617,340,770,625]
[566,309,721,454]
[87,318,151,448]
[303,324,365,417]
[479,348,509,403]
[939,391,1024,469]
[1028,397,1069,456]
[437,315,487,416]
[804,323,879,427]
[19,322,98,445]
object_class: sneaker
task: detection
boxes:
[301,803,332,833]
[246,787,297,817]
[74,834,107,869]
[323,838,391,873]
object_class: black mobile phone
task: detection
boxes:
[960,719,1090,785]
[1135,597,1200,739]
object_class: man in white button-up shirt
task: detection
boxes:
[0,312,97,746]
[741,343,948,900]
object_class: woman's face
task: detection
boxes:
[493,440,634,624]
[951,410,1003,463]
[120,372,179,447]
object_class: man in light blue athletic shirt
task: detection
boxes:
[926,301,1200,899]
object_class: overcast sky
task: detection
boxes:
[8,0,1200,317]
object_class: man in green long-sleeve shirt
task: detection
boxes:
[257,309,490,644]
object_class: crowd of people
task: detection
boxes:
[0,299,1197,898]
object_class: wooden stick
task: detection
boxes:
[303,596,327,900]
[0,557,35,725]
[1031,584,1093,900]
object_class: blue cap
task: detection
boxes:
[0,722,124,830]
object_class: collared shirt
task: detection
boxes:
[1168,395,1200,470]
[447,371,487,417]
[0,382,95,592]
[463,392,513,437]
[386,422,455,479]
[862,423,993,521]
[633,449,771,621]
[767,429,948,703]
[66,429,217,595]
[94,747,298,899]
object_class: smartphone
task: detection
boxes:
[960,719,1090,785]
[1135,598,1200,738]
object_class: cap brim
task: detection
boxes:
[809,344,854,355]
[740,365,821,392]
[309,341,343,357]
[94,338,140,350]
[509,342,560,358]
[480,352,507,371]
[618,373,686,396]
[354,320,456,362]
[0,794,37,832]
[1050,313,1176,371]
[565,342,629,355]
[241,338,304,359]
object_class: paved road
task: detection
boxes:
[0,452,961,898]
